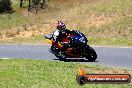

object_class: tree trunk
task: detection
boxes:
[28,0,31,12]
[20,0,23,7]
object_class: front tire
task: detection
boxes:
[85,46,97,62]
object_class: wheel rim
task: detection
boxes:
[59,51,66,59]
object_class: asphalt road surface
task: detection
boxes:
[0,45,132,69]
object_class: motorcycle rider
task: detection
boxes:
[51,21,71,53]
[53,21,71,42]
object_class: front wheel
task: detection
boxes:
[85,46,97,62]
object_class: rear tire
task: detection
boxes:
[58,51,66,61]
[85,46,97,62]
[59,57,66,61]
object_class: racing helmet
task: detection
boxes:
[57,21,66,30]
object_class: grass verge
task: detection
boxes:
[0,59,132,88]
[0,35,132,47]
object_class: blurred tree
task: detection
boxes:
[0,0,12,13]
[28,0,48,13]
[20,0,23,7]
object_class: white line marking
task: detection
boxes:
[1,58,10,59]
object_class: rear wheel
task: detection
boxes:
[58,51,66,61]
[85,46,97,62]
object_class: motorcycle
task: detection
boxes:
[45,30,97,61]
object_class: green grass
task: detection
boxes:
[0,35,44,44]
[0,13,27,30]
[89,36,132,46]
[90,0,132,14]
[0,35,132,47]
[0,59,132,88]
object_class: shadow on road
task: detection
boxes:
[53,58,99,62]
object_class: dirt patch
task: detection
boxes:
[0,22,56,40]
[81,14,118,27]
[64,13,119,30]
